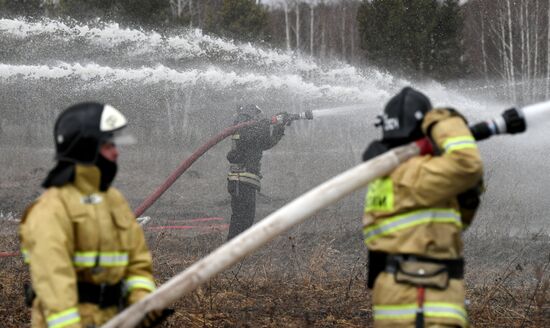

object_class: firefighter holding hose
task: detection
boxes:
[226,104,288,240]
[362,87,484,328]
[19,102,170,328]
[226,104,314,240]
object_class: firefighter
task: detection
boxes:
[226,104,286,240]
[362,87,483,328]
[19,102,170,328]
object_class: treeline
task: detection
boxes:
[2,0,550,101]
[464,0,550,102]
[0,0,362,61]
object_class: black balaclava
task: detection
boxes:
[96,154,117,191]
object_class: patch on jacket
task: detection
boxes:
[365,178,394,212]
[81,194,103,205]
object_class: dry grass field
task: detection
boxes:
[1,213,548,328]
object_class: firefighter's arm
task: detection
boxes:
[25,197,81,328]
[264,123,285,149]
[456,179,484,228]
[124,204,156,305]
[410,109,483,205]
[239,119,284,150]
[237,121,266,143]
[255,119,284,150]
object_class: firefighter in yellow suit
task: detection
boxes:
[19,102,169,328]
[362,88,483,328]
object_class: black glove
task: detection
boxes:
[273,112,292,126]
[136,308,175,328]
[457,179,484,227]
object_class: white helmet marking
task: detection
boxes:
[100,104,127,132]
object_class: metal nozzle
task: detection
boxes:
[299,110,314,120]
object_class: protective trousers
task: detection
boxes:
[227,180,257,240]
[373,272,467,328]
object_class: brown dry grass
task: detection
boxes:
[1,218,549,328]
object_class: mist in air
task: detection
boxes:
[0,16,548,240]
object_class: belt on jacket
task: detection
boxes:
[227,172,261,187]
[385,254,464,279]
[77,281,124,308]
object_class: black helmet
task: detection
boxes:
[234,104,262,124]
[54,102,128,164]
[377,87,432,143]
[237,104,262,117]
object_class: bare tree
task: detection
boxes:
[295,0,300,51]
[310,2,315,55]
[284,0,291,51]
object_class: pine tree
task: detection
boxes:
[207,0,269,42]
[357,0,464,80]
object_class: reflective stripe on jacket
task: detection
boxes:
[363,208,462,244]
[46,307,80,328]
[19,165,156,327]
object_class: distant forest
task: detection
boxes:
[2,0,550,101]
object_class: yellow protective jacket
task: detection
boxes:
[363,109,483,328]
[19,165,155,328]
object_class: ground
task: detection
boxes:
[0,148,549,327]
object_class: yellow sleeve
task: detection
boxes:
[125,219,156,304]
[24,193,82,328]
[109,190,156,305]
[408,109,483,206]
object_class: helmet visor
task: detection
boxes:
[102,129,137,146]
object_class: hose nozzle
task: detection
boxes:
[299,110,314,120]
[272,110,314,125]
[289,110,314,121]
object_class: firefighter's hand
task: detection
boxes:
[275,112,292,126]
[136,308,175,328]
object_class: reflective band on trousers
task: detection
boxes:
[374,302,467,325]
[73,251,129,267]
[126,276,156,292]
[46,307,81,328]
[443,136,477,154]
[363,209,462,243]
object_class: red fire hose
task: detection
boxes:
[0,252,18,258]
[134,121,257,218]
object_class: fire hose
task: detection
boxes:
[102,101,550,328]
